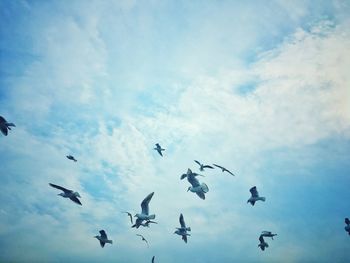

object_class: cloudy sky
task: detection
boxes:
[1,0,350,262]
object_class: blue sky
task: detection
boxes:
[1,0,350,262]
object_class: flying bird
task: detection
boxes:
[132,192,156,228]
[152,256,155,263]
[247,186,266,206]
[0,116,15,136]
[154,143,165,157]
[123,211,133,224]
[141,220,158,227]
[66,155,77,162]
[345,218,350,235]
[212,164,235,176]
[174,213,191,243]
[181,169,209,200]
[194,160,214,171]
[261,231,277,240]
[136,234,149,247]
[258,235,269,251]
[94,230,113,247]
[49,183,82,205]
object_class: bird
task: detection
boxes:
[212,164,235,176]
[247,186,266,206]
[181,168,209,200]
[136,234,149,247]
[261,231,277,240]
[122,211,133,224]
[94,230,113,247]
[49,183,82,205]
[174,213,191,243]
[258,235,269,251]
[194,160,214,171]
[0,116,15,136]
[132,192,156,228]
[152,256,155,263]
[154,143,165,157]
[140,220,158,227]
[345,218,350,235]
[66,155,77,162]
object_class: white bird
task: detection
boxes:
[345,218,350,235]
[212,164,235,176]
[261,231,277,240]
[132,192,156,228]
[258,235,269,251]
[247,186,266,206]
[94,230,113,247]
[0,116,15,136]
[194,160,214,171]
[49,183,82,205]
[181,169,209,200]
[66,155,77,162]
[154,143,165,157]
[174,213,191,243]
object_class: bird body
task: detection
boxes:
[94,230,113,247]
[49,183,82,205]
[247,186,265,206]
[181,169,209,200]
[132,192,156,228]
[0,116,15,136]
[154,143,165,156]
[174,213,191,243]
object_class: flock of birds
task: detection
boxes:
[1,114,350,262]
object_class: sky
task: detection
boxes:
[0,0,350,262]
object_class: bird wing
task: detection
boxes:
[157,149,163,156]
[179,213,186,228]
[180,173,187,180]
[128,213,133,224]
[213,164,223,169]
[262,231,271,235]
[49,183,71,193]
[203,165,214,169]
[196,192,205,200]
[259,235,265,243]
[345,218,350,225]
[0,126,8,136]
[182,234,187,243]
[225,169,235,176]
[100,230,107,239]
[0,116,6,123]
[70,196,82,205]
[250,186,259,198]
[187,173,200,187]
[141,192,154,215]
[100,240,105,247]
[194,160,201,166]
[152,256,155,263]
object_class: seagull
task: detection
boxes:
[152,256,155,263]
[49,183,82,205]
[123,211,133,224]
[94,230,113,247]
[66,155,77,162]
[154,143,165,157]
[181,168,209,200]
[0,116,15,136]
[132,192,156,228]
[136,234,149,248]
[345,218,350,235]
[258,235,269,251]
[174,213,191,243]
[194,160,214,171]
[141,220,158,227]
[247,186,266,206]
[212,164,235,176]
[261,231,277,240]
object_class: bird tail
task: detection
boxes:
[201,183,209,193]
[186,227,191,231]
[6,123,15,127]
[148,214,156,220]
[106,240,113,244]
[260,197,266,202]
